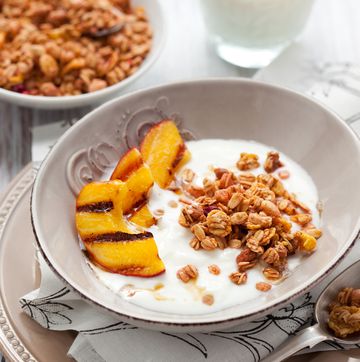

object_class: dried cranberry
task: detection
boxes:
[12,84,27,93]
[203,206,219,216]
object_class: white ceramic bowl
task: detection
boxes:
[0,0,165,110]
[31,79,360,332]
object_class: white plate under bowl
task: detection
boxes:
[0,0,165,110]
[31,78,360,332]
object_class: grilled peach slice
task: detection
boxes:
[76,180,165,277]
[140,120,191,189]
[129,204,156,228]
[111,148,154,214]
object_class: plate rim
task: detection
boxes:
[0,164,37,362]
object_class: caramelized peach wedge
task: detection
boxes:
[75,119,192,278]
[140,119,191,189]
[76,180,165,277]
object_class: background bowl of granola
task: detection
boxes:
[0,0,165,109]
[31,78,360,331]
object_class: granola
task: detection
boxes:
[328,287,360,338]
[177,149,322,289]
[0,0,151,96]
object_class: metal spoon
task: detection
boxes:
[88,7,124,38]
[263,259,360,362]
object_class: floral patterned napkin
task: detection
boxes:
[22,63,360,361]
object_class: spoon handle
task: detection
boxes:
[262,324,328,362]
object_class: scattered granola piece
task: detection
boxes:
[264,151,283,173]
[229,272,247,285]
[208,264,221,275]
[263,267,282,281]
[290,213,312,226]
[206,209,232,237]
[256,282,272,292]
[260,200,281,218]
[154,209,164,216]
[168,200,178,208]
[182,168,195,183]
[202,294,214,306]
[177,264,198,283]
[187,184,205,198]
[237,153,260,171]
[278,170,290,180]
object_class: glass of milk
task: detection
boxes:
[200,0,315,68]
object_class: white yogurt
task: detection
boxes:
[92,139,320,314]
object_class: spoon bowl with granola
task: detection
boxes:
[263,259,360,362]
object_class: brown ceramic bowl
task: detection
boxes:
[31,79,360,332]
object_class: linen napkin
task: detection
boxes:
[24,63,360,362]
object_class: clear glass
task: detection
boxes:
[200,0,315,68]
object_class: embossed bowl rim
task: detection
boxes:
[0,0,165,110]
[31,78,360,331]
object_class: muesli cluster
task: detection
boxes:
[328,287,360,338]
[0,0,151,96]
[176,151,322,290]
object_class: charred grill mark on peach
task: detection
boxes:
[172,143,186,169]
[76,201,114,213]
[112,157,143,181]
[84,231,153,243]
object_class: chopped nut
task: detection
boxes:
[208,264,221,275]
[260,200,281,218]
[182,168,195,183]
[219,172,236,189]
[214,168,228,179]
[168,200,178,208]
[228,238,243,249]
[187,184,205,198]
[263,267,282,280]
[179,205,204,227]
[191,223,206,241]
[228,192,243,209]
[202,294,214,305]
[237,153,260,171]
[230,211,248,225]
[264,151,283,173]
[291,214,312,226]
[278,170,290,180]
[256,282,272,292]
[236,248,258,264]
[206,209,232,237]
[214,189,231,204]
[229,272,248,285]
[201,236,218,250]
[177,265,198,283]
[289,194,311,213]
[277,199,296,215]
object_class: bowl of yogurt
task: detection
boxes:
[31,78,360,332]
